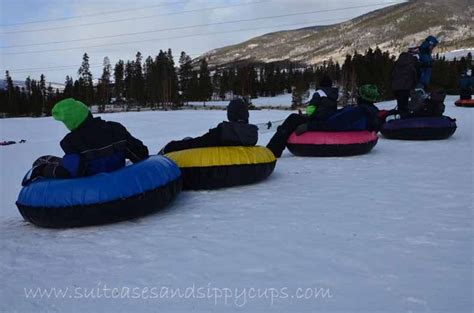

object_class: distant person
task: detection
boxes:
[266,75,338,157]
[160,99,258,154]
[23,98,149,185]
[390,47,420,117]
[459,69,473,100]
[417,35,439,90]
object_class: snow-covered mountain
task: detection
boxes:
[200,0,473,67]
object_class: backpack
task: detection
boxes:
[407,90,445,117]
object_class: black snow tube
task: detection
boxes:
[165,146,276,190]
[381,116,457,140]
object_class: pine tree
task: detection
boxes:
[25,76,32,96]
[5,71,17,115]
[114,60,125,102]
[124,61,134,104]
[341,54,355,105]
[144,56,156,106]
[39,74,47,114]
[133,52,145,105]
[198,59,212,102]
[44,83,55,115]
[218,69,229,100]
[98,56,112,112]
[179,51,193,104]
[30,79,43,116]
[291,70,310,108]
[166,49,179,107]
[188,71,200,101]
[64,75,74,97]
[155,50,168,107]
[78,53,94,105]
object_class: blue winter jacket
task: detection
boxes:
[418,36,439,67]
[459,75,473,89]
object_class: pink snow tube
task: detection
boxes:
[287,131,378,157]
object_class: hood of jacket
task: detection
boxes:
[218,121,258,146]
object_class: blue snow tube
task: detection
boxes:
[16,156,182,228]
[381,116,457,140]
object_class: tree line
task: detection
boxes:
[1,47,472,116]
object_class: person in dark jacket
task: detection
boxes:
[418,35,439,89]
[266,75,338,158]
[160,99,258,154]
[459,69,473,100]
[309,84,381,132]
[23,98,149,185]
[391,48,420,117]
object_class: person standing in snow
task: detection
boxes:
[266,75,338,158]
[417,35,439,90]
[160,99,258,154]
[459,69,473,100]
[390,47,420,117]
[23,98,149,185]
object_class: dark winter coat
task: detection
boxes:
[162,121,258,154]
[459,75,473,90]
[391,52,420,91]
[308,87,339,121]
[44,115,149,178]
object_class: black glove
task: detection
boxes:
[21,164,46,186]
[295,124,308,136]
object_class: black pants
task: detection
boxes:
[266,113,308,158]
[460,88,472,100]
[393,90,410,117]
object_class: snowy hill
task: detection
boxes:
[0,97,472,312]
[441,48,474,60]
[200,0,473,67]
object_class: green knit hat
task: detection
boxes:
[52,98,90,130]
[359,84,380,103]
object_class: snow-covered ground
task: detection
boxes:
[440,48,474,61]
[0,96,472,312]
[186,92,295,108]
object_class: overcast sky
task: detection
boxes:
[0,0,401,83]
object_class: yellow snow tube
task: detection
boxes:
[165,146,276,190]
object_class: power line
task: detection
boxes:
[3,54,205,74]
[0,1,188,27]
[1,16,355,56]
[1,17,353,74]
[1,17,330,74]
[1,2,399,50]
[3,63,103,71]
[0,1,271,35]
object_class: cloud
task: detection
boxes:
[0,0,402,82]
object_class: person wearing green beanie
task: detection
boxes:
[52,98,91,131]
[358,84,380,103]
[355,84,382,130]
[23,98,149,185]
